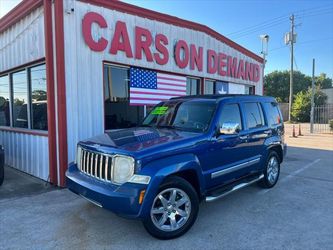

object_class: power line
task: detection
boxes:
[269,37,333,52]
[227,5,333,39]
[226,15,288,36]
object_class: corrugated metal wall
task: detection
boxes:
[63,1,263,162]
[0,6,48,181]
[0,7,45,72]
[0,131,49,181]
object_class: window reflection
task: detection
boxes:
[104,65,144,130]
[12,70,28,128]
[186,78,200,95]
[204,80,215,94]
[30,64,47,130]
[0,75,10,126]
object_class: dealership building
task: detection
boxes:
[0,0,264,186]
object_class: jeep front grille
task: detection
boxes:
[79,148,113,182]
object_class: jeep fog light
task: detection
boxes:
[112,155,135,184]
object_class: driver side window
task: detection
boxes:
[218,104,243,130]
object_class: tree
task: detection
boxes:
[264,70,312,102]
[31,90,47,101]
[291,88,327,122]
[316,73,333,89]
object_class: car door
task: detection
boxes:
[204,102,252,189]
[241,102,270,172]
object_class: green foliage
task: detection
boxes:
[329,119,333,131]
[264,70,333,102]
[291,88,327,122]
[316,73,333,89]
[264,70,311,102]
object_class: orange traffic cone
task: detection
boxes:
[298,124,303,136]
[291,125,298,138]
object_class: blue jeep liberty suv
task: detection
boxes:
[66,94,286,239]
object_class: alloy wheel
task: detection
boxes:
[267,156,279,184]
[150,188,191,232]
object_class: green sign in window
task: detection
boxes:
[151,106,168,115]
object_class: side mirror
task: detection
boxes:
[218,122,240,135]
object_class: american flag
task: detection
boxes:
[129,67,186,106]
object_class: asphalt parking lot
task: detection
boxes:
[1,128,333,250]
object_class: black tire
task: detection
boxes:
[258,151,280,189]
[143,176,199,240]
[0,164,4,186]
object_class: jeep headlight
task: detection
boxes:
[112,155,135,184]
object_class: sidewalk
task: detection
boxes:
[284,123,333,151]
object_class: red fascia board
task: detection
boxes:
[0,0,43,34]
[79,0,264,63]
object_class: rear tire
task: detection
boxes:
[259,151,280,189]
[0,164,4,186]
[143,176,199,240]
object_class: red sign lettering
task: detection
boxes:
[175,40,189,69]
[81,12,261,83]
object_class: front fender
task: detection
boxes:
[137,153,204,218]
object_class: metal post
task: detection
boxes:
[262,54,266,95]
[288,14,295,122]
[310,59,315,133]
[144,105,147,117]
[260,34,269,96]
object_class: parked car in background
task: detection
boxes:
[0,145,4,186]
[66,94,286,239]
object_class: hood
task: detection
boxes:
[80,127,203,158]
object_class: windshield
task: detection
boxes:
[142,100,216,132]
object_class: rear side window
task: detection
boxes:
[218,104,242,130]
[263,102,282,126]
[244,102,265,129]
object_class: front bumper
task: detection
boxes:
[66,163,148,219]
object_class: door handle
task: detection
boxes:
[263,130,272,135]
[239,135,249,140]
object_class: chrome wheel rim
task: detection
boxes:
[267,156,279,184]
[150,188,191,232]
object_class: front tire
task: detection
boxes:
[143,176,199,240]
[259,151,280,188]
[0,165,4,186]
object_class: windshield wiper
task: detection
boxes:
[140,124,153,127]
[156,125,178,129]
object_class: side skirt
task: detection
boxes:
[205,174,264,202]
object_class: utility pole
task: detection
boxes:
[288,14,295,122]
[310,59,315,133]
[260,34,269,95]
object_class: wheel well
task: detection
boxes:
[269,145,283,163]
[171,170,202,200]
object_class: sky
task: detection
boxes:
[1,0,333,79]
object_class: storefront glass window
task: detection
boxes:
[104,64,144,130]
[12,70,28,128]
[186,78,200,95]
[30,64,48,130]
[245,85,255,95]
[204,80,215,94]
[0,75,10,126]
[215,81,229,94]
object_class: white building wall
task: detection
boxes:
[0,6,49,181]
[0,131,49,181]
[0,7,45,72]
[63,1,263,162]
